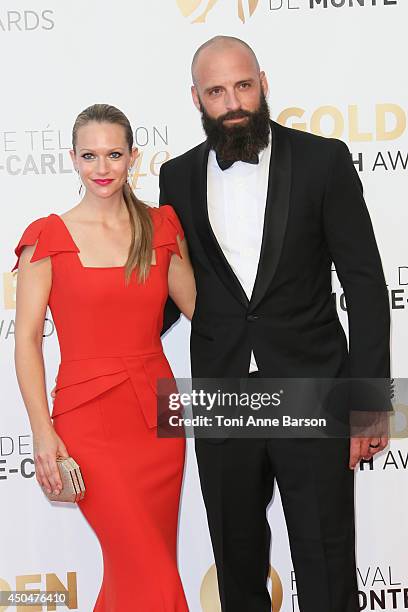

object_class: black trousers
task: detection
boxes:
[195,396,359,611]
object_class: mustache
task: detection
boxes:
[217,109,252,123]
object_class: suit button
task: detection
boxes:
[246,314,260,321]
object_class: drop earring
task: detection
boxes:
[127,167,134,191]
[76,169,84,196]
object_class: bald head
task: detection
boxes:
[191,36,260,85]
[190,34,268,127]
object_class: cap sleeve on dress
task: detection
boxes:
[12,214,79,272]
[152,205,185,259]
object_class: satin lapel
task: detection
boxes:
[191,140,249,308]
[249,121,292,312]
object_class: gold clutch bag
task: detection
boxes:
[43,456,86,503]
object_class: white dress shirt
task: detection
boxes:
[207,132,272,373]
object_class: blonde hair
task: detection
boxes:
[72,104,153,283]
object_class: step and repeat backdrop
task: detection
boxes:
[1,1,407,610]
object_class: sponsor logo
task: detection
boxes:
[201,563,283,609]
[0,10,55,32]
[270,0,397,11]
[177,0,398,19]
[1,273,55,340]
[0,573,77,609]
[276,104,406,144]
[0,434,35,481]
[358,566,408,610]
[332,266,408,315]
[177,0,259,23]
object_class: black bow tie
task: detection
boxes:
[215,152,259,171]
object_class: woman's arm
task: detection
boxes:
[167,236,196,320]
[15,246,68,495]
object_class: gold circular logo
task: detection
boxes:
[200,563,283,610]
[176,0,259,24]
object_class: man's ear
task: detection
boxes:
[191,85,201,112]
[260,71,269,98]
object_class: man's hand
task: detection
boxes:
[349,436,388,470]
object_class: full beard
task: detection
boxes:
[200,90,271,162]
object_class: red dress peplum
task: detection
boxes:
[13,205,189,611]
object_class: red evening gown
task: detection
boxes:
[13,205,188,612]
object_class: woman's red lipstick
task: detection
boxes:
[93,179,114,186]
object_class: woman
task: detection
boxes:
[13,104,195,611]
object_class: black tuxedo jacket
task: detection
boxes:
[159,121,390,384]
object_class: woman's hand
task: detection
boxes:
[33,423,69,495]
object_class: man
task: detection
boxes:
[159,36,390,611]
